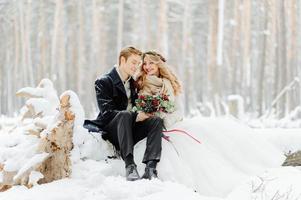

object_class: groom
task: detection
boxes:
[84,46,163,181]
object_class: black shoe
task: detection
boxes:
[125,164,140,181]
[141,167,158,180]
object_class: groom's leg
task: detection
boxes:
[133,116,163,164]
[103,111,135,163]
[104,111,141,181]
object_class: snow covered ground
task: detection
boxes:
[0,159,217,200]
[1,115,301,200]
[253,128,301,154]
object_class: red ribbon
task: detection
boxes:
[163,129,201,144]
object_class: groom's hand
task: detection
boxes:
[136,112,150,122]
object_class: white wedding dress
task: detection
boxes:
[133,96,285,197]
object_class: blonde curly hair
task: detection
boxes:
[137,51,182,96]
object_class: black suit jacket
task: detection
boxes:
[84,67,138,131]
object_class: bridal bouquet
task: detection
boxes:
[132,94,175,114]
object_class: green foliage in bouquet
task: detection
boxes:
[132,94,175,114]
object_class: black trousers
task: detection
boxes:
[103,111,163,164]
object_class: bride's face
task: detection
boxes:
[143,56,159,76]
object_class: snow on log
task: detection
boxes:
[0,80,80,191]
[16,79,59,120]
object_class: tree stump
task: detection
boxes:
[0,80,75,191]
[282,150,301,167]
[37,94,74,184]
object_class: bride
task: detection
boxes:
[134,51,183,129]
[133,51,285,196]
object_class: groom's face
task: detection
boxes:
[122,54,141,76]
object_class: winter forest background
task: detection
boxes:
[0,0,301,125]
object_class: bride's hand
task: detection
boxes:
[147,112,155,117]
[136,111,150,122]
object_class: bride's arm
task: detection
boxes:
[161,79,184,128]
